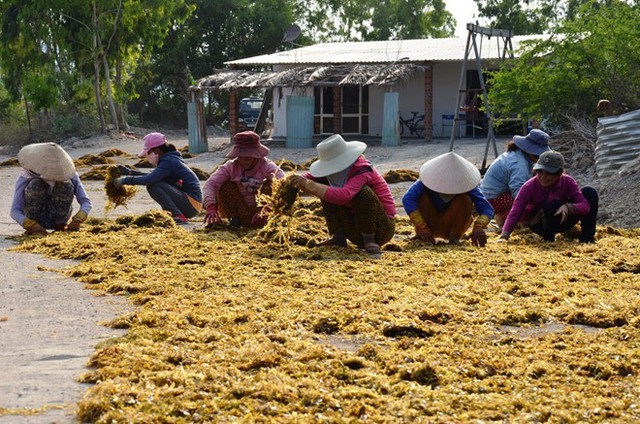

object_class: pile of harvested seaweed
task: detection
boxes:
[8,218,640,422]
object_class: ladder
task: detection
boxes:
[448,23,514,171]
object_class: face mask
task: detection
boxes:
[147,152,159,167]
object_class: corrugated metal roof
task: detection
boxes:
[595,109,640,179]
[225,35,544,66]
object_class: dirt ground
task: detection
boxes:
[0,128,635,423]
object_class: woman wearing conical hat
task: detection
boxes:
[10,142,92,234]
[291,134,397,255]
[402,152,494,247]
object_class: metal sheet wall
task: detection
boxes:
[595,109,640,179]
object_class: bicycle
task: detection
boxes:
[399,111,425,137]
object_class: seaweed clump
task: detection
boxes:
[104,165,137,211]
[384,169,419,183]
[115,210,175,228]
[257,176,326,246]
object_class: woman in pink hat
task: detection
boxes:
[114,132,203,224]
[202,131,284,228]
[291,134,396,255]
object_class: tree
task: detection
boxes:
[296,0,455,42]
[132,0,295,126]
[486,0,640,127]
[0,0,192,135]
[472,0,589,35]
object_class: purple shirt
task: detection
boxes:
[502,173,590,236]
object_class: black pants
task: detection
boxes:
[529,186,598,243]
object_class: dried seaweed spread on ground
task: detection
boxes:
[8,216,640,422]
[104,165,137,211]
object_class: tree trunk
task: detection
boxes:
[92,1,106,132]
[115,55,129,131]
[101,53,120,132]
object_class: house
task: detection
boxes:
[189,26,544,150]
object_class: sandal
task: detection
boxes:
[315,237,347,247]
[364,242,382,255]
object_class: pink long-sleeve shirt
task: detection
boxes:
[502,173,591,236]
[305,156,397,218]
[202,158,285,209]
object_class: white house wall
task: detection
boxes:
[268,60,488,140]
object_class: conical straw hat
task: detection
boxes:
[18,142,76,181]
[419,152,481,194]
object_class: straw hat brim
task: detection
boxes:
[18,143,76,181]
[309,141,366,177]
[419,152,481,194]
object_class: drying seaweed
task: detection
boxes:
[254,175,328,246]
[0,158,19,167]
[384,168,419,183]
[8,221,640,422]
[104,165,137,211]
[133,159,153,168]
[99,148,130,157]
[276,158,300,171]
[80,166,110,181]
[10,224,640,422]
[74,154,115,167]
[301,157,317,170]
[190,167,210,181]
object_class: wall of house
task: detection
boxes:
[433,61,466,138]
[267,61,482,140]
[270,86,313,139]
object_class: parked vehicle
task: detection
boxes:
[238,97,263,130]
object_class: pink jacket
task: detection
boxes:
[305,156,397,218]
[203,158,285,209]
[502,173,590,235]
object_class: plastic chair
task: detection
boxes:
[441,114,456,137]
[459,112,483,138]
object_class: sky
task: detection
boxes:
[445,0,481,37]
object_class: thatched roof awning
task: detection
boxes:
[193,63,424,91]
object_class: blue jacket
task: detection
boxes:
[402,180,494,219]
[480,149,535,199]
[122,151,202,202]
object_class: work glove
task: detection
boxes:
[471,214,490,248]
[554,204,571,224]
[113,177,125,190]
[204,204,221,226]
[408,210,435,244]
[66,210,88,231]
[291,175,328,199]
[23,218,47,235]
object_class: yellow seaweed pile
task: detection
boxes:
[383,168,419,184]
[7,219,640,422]
[104,165,137,211]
